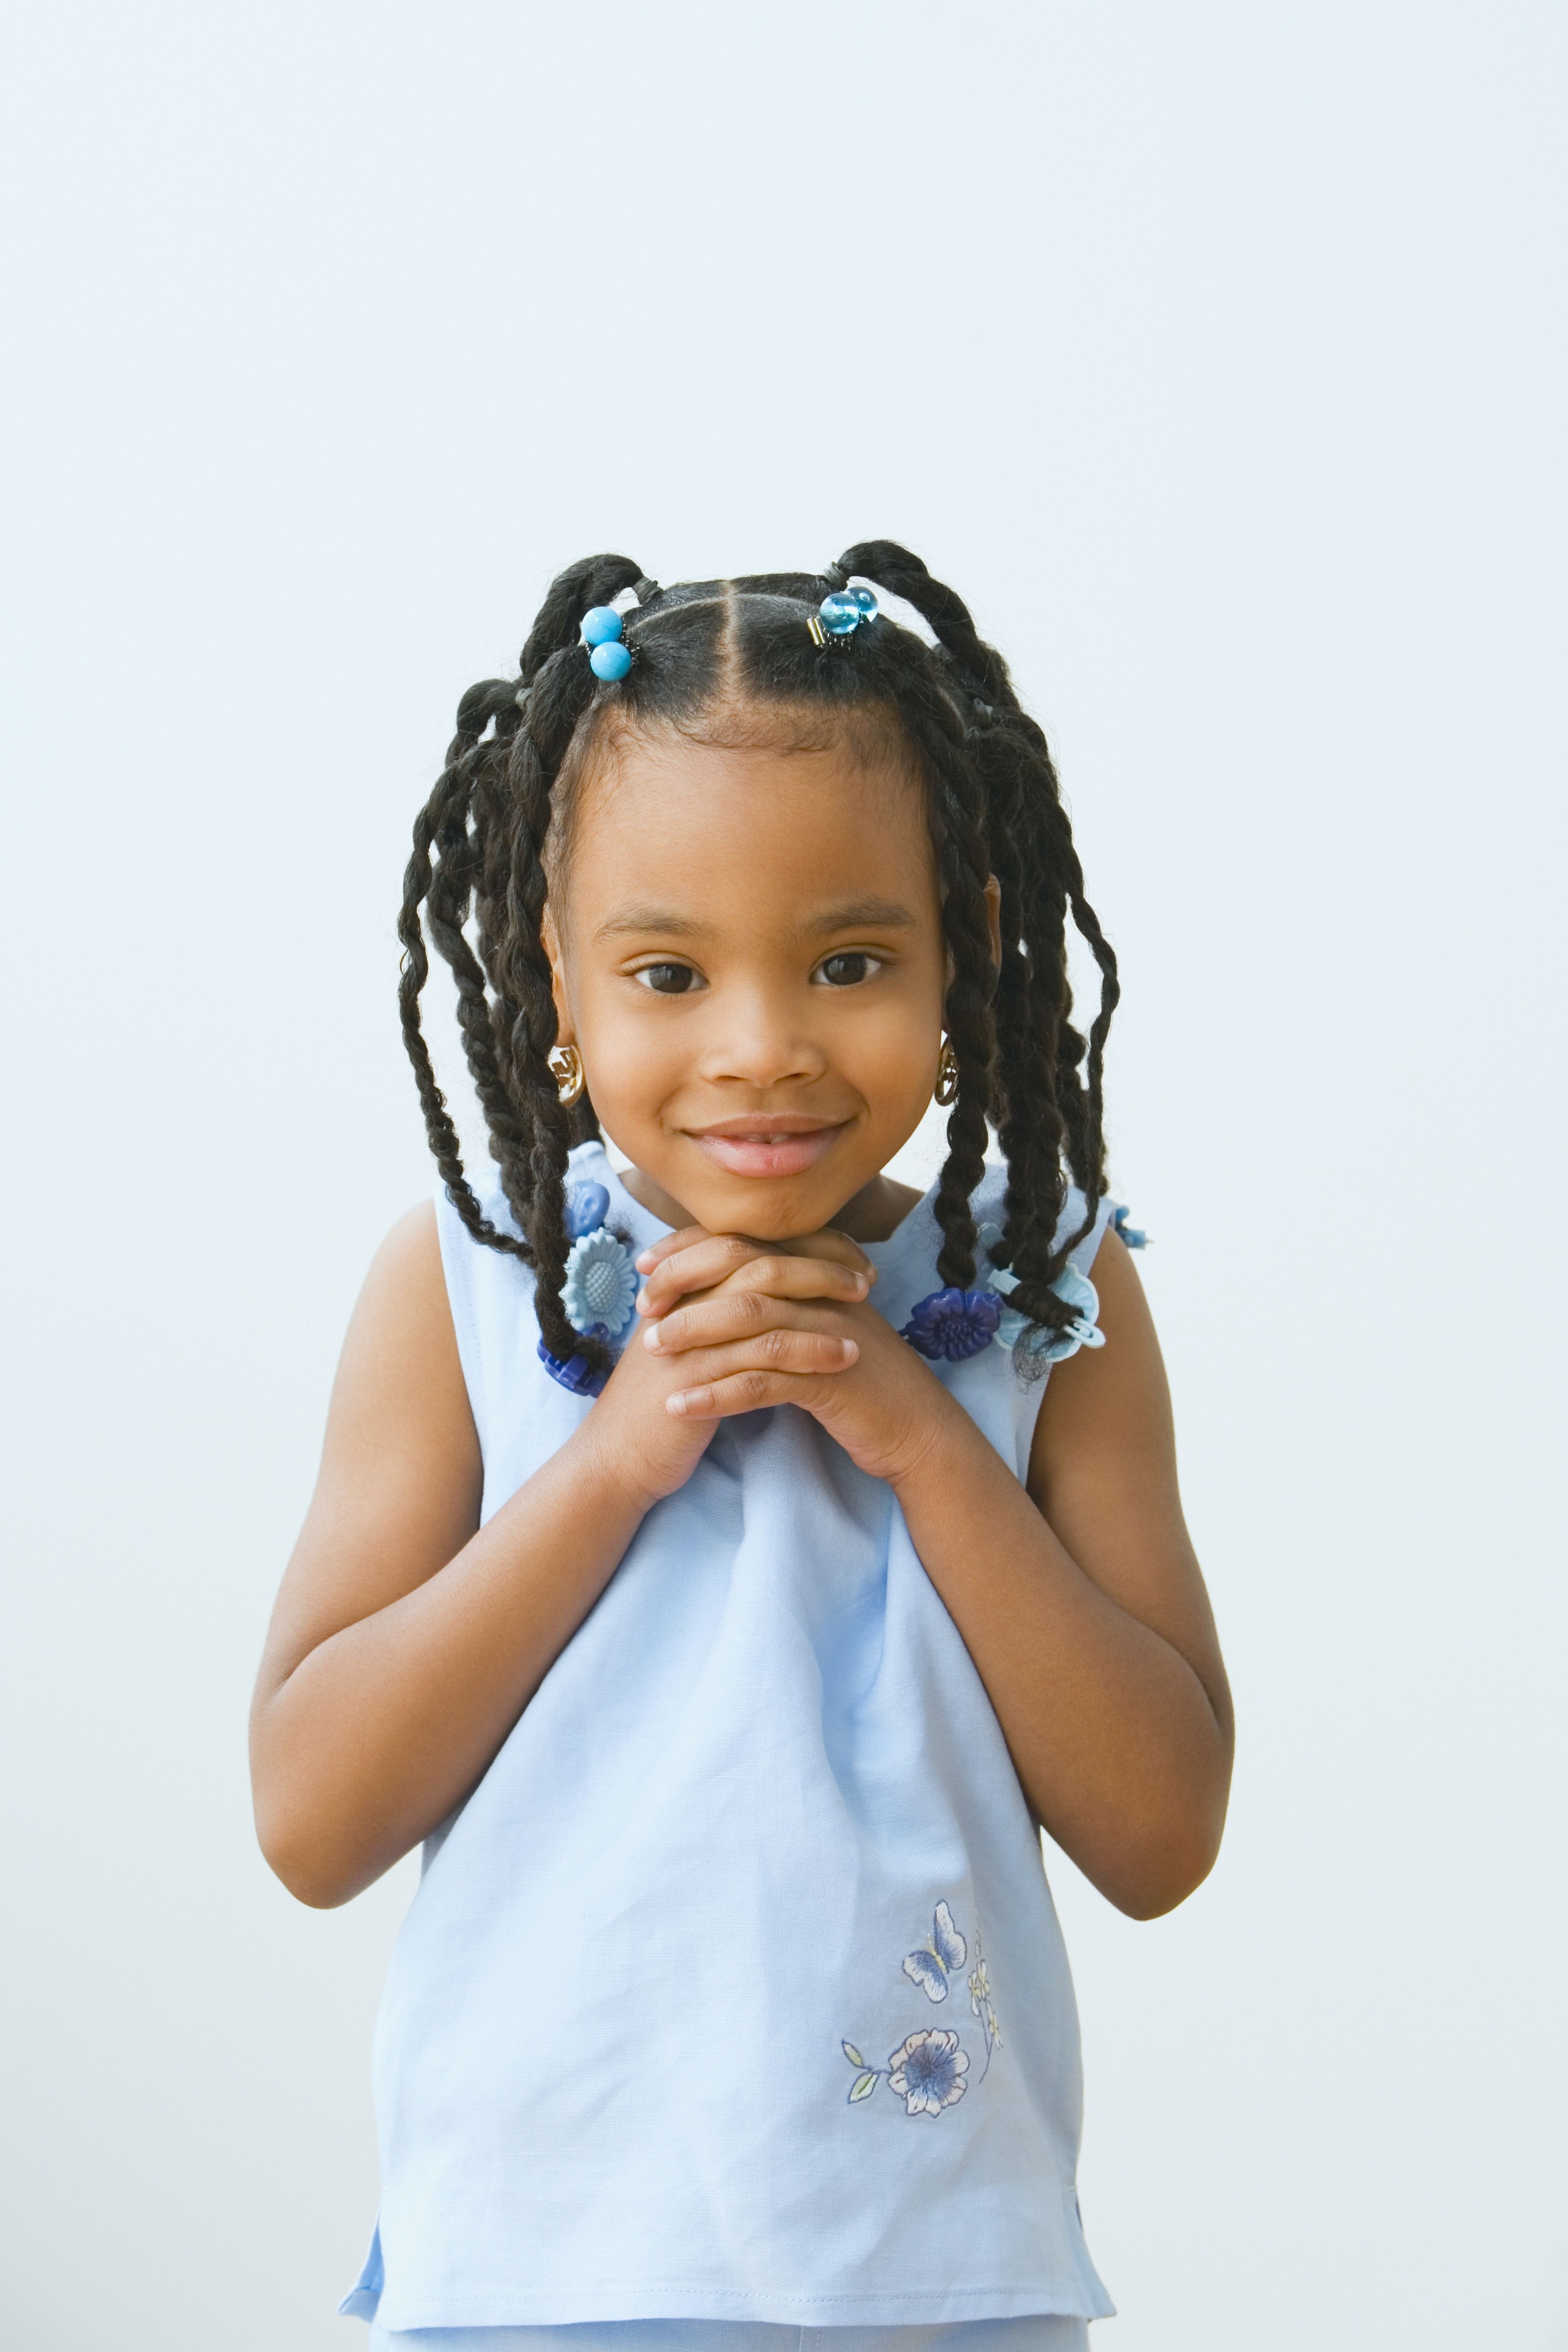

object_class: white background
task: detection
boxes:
[2,5,1564,2346]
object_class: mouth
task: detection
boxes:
[686,1116,850,1179]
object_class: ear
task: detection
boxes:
[540,904,575,1046]
[983,874,1002,967]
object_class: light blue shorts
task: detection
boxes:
[366,2324,1091,2352]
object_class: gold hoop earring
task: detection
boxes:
[548,1044,585,1106]
[934,1039,959,1106]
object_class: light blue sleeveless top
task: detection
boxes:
[342,1144,1115,2336]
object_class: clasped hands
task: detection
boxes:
[587,1224,954,1505]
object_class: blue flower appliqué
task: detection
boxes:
[1111,1203,1148,1250]
[900,1287,1002,1362]
[561,1228,639,1339]
[976,1221,1107,1366]
[535,1339,610,1398]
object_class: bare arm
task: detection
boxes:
[636,1228,1233,1919]
[249,1206,869,1907]
[890,1236,1232,1917]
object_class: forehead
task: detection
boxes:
[555,723,940,935]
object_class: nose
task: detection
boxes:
[695,983,828,1090]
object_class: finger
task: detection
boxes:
[636,1231,875,1317]
[632,1225,711,1276]
[635,1232,779,1315]
[660,1327,859,1396]
[652,1258,870,1331]
[644,1291,848,1356]
[666,1368,849,1419]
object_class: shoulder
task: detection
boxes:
[1026,1231,1173,1501]
[335,1202,474,1444]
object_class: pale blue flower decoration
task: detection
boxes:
[561,1229,639,1338]
[977,1222,1105,1364]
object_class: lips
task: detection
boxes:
[688,1120,847,1179]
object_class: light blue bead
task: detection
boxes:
[589,640,633,681]
[581,606,623,647]
[819,591,863,636]
[563,1179,611,1241]
[848,586,878,618]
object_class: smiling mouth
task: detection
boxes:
[687,1118,849,1179]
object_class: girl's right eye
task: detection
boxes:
[633,962,701,995]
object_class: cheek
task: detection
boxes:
[569,980,685,1111]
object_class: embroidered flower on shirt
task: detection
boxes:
[561,1229,639,1338]
[900,1287,1002,1363]
[842,1900,995,2116]
[968,1920,1002,2079]
[888,2029,970,2117]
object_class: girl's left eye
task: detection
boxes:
[814,952,883,987]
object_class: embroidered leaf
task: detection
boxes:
[849,2071,878,2103]
[841,2041,865,2068]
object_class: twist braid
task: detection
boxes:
[397,710,533,1263]
[495,644,611,1369]
[518,554,645,682]
[831,540,1017,708]
[889,670,998,1289]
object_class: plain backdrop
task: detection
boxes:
[2,5,1564,2347]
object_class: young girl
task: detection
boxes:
[251,542,1232,2349]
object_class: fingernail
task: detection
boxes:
[851,1272,870,1294]
[840,1340,858,1362]
[643,1325,662,1351]
[635,1251,654,1271]
[635,1290,652,1314]
[666,1393,690,1416]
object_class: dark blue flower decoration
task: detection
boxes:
[537,1334,610,1397]
[900,1287,1003,1363]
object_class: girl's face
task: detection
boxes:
[544,723,971,1242]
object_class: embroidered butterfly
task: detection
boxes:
[902,1901,968,2003]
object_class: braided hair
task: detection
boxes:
[398,542,1120,1377]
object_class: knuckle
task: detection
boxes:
[739,1371,772,1406]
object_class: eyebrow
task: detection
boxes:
[593,898,919,943]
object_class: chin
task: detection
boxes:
[686,1176,840,1242]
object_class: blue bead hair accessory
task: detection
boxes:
[581,604,633,682]
[807,584,878,648]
